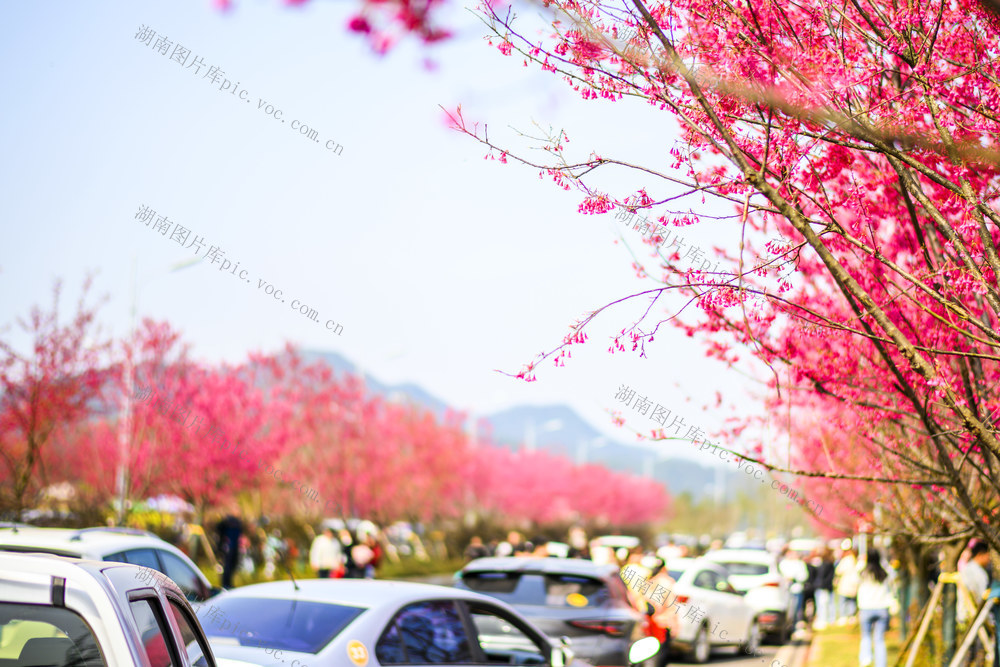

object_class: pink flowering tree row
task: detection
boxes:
[0,287,669,529]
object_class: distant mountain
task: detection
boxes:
[300,349,748,499]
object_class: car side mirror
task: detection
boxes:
[628,637,661,665]
[551,645,574,667]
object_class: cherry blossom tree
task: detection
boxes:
[0,279,110,516]
[416,0,1000,553]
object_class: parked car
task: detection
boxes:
[0,551,218,667]
[703,548,795,643]
[0,525,218,602]
[658,557,759,663]
[455,556,647,666]
[201,578,659,667]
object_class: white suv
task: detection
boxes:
[0,526,217,602]
[703,549,795,643]
[0,551,219,667]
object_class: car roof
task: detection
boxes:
[0,551,186,600]
[213,578,509,607]
[704,549,777,564]
[461,557,618,578]
[0,526,170,557]
[665,557,726,571]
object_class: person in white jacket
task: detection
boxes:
[309,526,343,578]
[856,549,895,667]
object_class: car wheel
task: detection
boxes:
[688,624,711,664]
[740,618,761,656]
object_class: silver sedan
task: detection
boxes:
[198,579,659,667]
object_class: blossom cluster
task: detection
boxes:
[132,383,343,515]
[613,206,722,275]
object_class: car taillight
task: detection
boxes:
[568,620,627,637]
[674,595,689,604]
[761,581,781,587]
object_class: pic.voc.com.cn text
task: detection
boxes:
[134,24,343,157]
[133,204,345,337]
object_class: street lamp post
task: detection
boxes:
[115,255,201,525]
[575,436,608,466]
[524,418,562,452]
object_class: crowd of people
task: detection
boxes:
[308,525,382,579]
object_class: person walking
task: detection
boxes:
[857,548,894,667]
[215,512,244,589]
[802,549,820,626]
[779,549,809,628]
[835,547,860,625]
[340,530,364,578]
[958,540,992,664]
[361,533,382,579]
[309,526,343,578]
[645,558,680,667]
[813,547,836,630]
[464,536,491,562]
[959,541,990,621]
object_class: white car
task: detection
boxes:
[201,578,661,667]
[0,525,218,602]
[0,551,218,667]
[703,549,795,643]
[658,558,759,663]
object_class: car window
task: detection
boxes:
[543,575,610,608]
[166,599,210,667]
[466,605,546,665]
[0,602,106,667]
[715,562,770,576]
[158,552,207,602]
[129,598,178,667]
[121,549,163,571]
[692,570,720,590]
[199,598,364,654]
[459,572,611,608]
[375,601,473,665]
[103,551,129,564]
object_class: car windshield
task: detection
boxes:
[201,597,366,654]
[458,572,611,608]
[715,562,770,576]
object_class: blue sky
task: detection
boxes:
[0,0,786,463]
